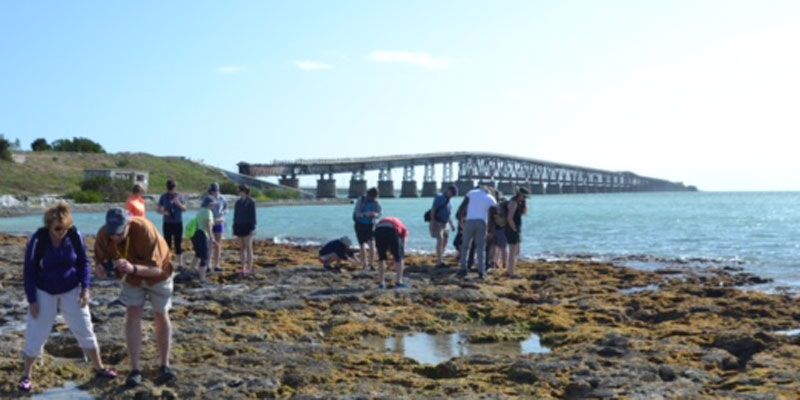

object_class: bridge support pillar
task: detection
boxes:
[421,181,438,197]
[562,184,576,194]
[316,179,337,198]
[278,177,299,189]
[546,183,562,194]
[401,181,418,198]
[497,182,515,196]
[378,181,395,198]
[576,185,588,194]
[531,183,545,195]
[456,180,475,196]
[348,180,367,198]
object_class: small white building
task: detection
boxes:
[84,169,149,190]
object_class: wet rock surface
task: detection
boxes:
[0,234,799,398]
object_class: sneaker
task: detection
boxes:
[213,266,223,272]
[323,264,333,271]
[18,376,32,392]
[154,365,177,385]
[369,265,376,271]
[395,283,409,289]
[95,368,118,379]
[125,370,143,388]
[456,269,468,277]
[478,273,486,280]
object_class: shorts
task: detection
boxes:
[375,226,403,262]
[505,227,521,245]
[354,222,374,245]
[120,277,174,314]
[212,223,225,235]
[493,228,508,247]
[233,223,255,237]
[429,221,449,238]
[192,230,210,266]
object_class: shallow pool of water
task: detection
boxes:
[33,381,93,400]
[364,331,549,365]
[774,328,800,337]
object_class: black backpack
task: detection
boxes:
[31,226,85,271]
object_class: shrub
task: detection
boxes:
[80,176,132,202]
[51,137,105,153]
[31,138,51,151]
[252,187,301,201]
[0,135,11,161]
[67,190,104,204]
[218,181,240,195]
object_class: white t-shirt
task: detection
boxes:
[465,189,497,223]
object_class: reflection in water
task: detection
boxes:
[33,381,93,400]
[774,329,800,336]
[374,332,550,365]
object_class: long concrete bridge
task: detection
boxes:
[238,152,696,198]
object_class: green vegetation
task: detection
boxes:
[253,187,301,202]
[30,138,51,152]
[65,190,104,203]
[51,137,105,153]
[0,152,231,196]
[0,135,11,161]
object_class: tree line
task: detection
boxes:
[0,135,105,161]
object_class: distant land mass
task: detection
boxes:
[0,151,235,196]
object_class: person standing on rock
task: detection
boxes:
[189,196,216,283]
[353,187,382,271]
[505,187,529,278]
[93,207,176,387]
[233,184,257,276]
[428,185,457,268]
[157,180,187,269]
[374,216,409,289]
[207,182,228,272]
[458,186,497,280]
[125,184,147,218]
[19,203,117,392]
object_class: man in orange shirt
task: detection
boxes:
[125,185,146,218]
[94,208,175,387]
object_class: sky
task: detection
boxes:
[1,0,798,191]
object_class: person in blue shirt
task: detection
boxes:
[429,185,458,268]
[157,180,187,269]
[352,187,381,271]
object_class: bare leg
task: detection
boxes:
[125,306,144,371]
[86,348,106,370]
[379,260,386,287]
[213,232,223,269]
[359,242,367,270]
[153,312,172,367]
[246,234,254,271]
[508,244,519,277]
[367,240,375,269]
[22,356,36,378]
[396,259,405,285]
[238,236,246,273]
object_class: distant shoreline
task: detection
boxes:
[0,196,351,218]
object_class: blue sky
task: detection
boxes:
[1,1,798,191]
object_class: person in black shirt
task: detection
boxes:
[318,237,355,272]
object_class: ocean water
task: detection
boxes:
[1,192,798,291]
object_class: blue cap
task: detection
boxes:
[208,182,220,193]
[105,207,130,236]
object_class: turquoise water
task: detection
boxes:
[1,192,799,290]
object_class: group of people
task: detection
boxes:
[18,181,528,393]
[318,184,529,289]
[18,180,259,392]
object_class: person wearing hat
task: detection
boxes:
[505,187,530,278]
[207,182,228,272]
[428,185,458,268]
[318,236,355,272]
[93,207,176,387]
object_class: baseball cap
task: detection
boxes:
[105,207,130,236]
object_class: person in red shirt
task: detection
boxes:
[125,185,146,218]
[373,217,409,289]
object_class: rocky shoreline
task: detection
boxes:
[0,234,799,399]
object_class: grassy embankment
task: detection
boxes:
[0,152,300,201]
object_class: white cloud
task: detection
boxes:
[217,65,247,74]
[367,50,449,70]
[296,61,334,71]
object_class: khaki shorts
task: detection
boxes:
[429,221,450,238]
[120,276,174,314]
